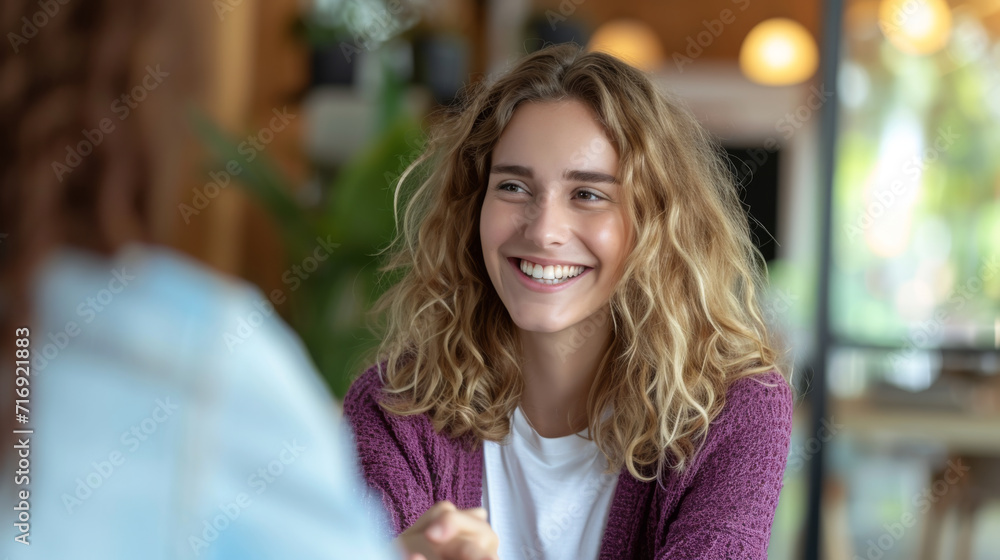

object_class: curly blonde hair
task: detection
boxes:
[359,42,791,482]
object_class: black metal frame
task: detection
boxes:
[804,0,845,558]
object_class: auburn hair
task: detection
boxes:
[0,0,205,469]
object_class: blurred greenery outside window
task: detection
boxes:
[830,3,1000,355]
[768,1,1000,385]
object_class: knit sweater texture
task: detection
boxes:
[343,363,794,559]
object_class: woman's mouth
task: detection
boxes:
[509,257,592,286]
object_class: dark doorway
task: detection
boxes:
[723,145,781,263]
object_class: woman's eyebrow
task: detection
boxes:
[490,164,619,185]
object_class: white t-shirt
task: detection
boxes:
[482,406,620,560]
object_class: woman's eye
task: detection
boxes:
[497,182,525,193]
[495,182,604,201]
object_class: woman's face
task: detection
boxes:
[480,99,632,335]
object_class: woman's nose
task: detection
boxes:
[521,195,571,246]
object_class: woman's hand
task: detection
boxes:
[394,501,500,560]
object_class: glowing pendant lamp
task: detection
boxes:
[739,18,819,86]
[877,0,952,56]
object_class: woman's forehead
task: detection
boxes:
[492,101,618,171]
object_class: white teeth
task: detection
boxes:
[518,259,585,282]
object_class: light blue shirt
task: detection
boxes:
[1,244,400,560]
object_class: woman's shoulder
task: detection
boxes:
[343,362,481,456]
[342,362,435,443]
[647,369,795,490]
[343,363,387,407]
[709,368,794,445]
[342,363,390,425]
[344,362,394,414]
[728,368,792,402]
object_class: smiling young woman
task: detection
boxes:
[344,43,794,560]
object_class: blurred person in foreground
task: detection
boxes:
[0,0,497,559]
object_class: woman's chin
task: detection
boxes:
[509,314,575,335]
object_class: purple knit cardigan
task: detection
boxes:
[343,363,794,559]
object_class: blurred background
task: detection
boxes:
[64,0,1000,558]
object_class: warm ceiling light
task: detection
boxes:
[739,18,819,86]
[587,19,665,72]
[878,0,952,55]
